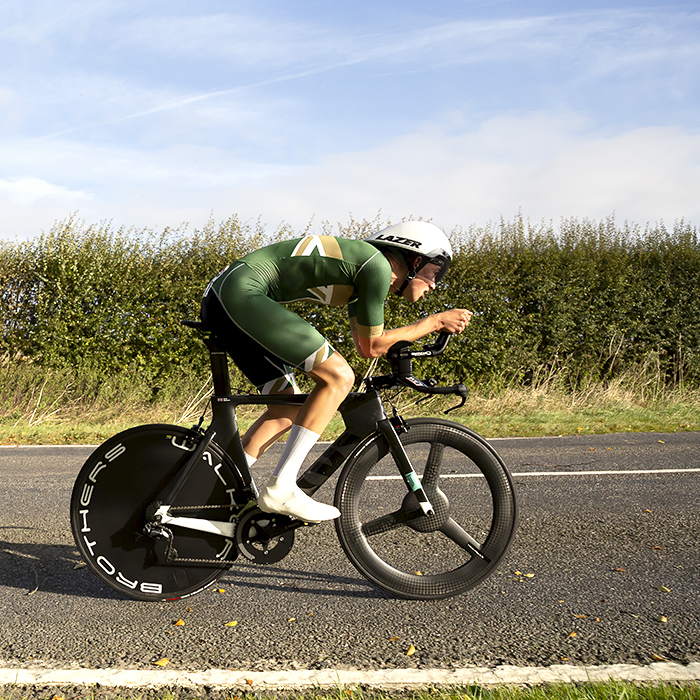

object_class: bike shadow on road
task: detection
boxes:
[0,534,124,600]
[0,535,385,601]
[220,562,390,599]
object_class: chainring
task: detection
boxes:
[235,507,295,564]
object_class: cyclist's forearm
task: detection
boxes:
[354,309,472,358]
[355,315,443,358]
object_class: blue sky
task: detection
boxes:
[1,0,699,240]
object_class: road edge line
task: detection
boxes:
[0,662,699,690]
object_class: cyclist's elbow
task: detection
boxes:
[356,337,386,359]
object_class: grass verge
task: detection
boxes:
[1,681,698,700]
[1,364,699,445]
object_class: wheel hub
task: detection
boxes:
[402,487,450,533]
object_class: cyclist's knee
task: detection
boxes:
[335,360,355,394]
[311,352,355,394]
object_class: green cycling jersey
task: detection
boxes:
[202,235,392,392]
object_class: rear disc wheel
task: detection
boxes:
[70,424,244,601]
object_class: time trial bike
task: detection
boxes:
[70,322,518,601]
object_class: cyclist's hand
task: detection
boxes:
[437,308,473,334]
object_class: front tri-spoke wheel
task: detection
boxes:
[334,418,518,600]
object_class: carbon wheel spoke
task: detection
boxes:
[336,418,517,599]
[361,508,422,537]
[440,518,490,562]
[422,441,445,488]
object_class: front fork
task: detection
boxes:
[378,417,434,516]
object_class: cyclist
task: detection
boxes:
[200,221,472,523]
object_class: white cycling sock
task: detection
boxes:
[244,451,257,467]
[272,424,320,488]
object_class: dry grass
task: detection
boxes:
[1,358,698,445]
[391,360,700,438]
[1,681,697,700]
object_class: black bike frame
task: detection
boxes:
[163,332,436,516]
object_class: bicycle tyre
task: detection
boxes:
[334,418,517,600]
[70,424,245,601]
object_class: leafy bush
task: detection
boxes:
[1,214,698,390]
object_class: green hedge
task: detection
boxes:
[1,214,699,389]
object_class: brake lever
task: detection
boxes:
[444,384,469,415]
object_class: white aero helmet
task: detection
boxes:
[365,221,453,293]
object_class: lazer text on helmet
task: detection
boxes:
[373,234,422,248]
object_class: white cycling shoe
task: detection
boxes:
[258,477,341,523]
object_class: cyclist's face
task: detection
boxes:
[403,276,434,302]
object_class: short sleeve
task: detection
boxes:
[348,252,391,338]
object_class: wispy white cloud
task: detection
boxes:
[223,113,700,231]
[1,2,699,239]
[103,7,700,82]
[0,176,92,240]
[3,111,699,240]
[0,176,91,205]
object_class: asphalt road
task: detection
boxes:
[1,431,698,672]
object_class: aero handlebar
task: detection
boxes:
[368,333,469,413]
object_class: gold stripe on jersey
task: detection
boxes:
[291,235,344,260]
[350,317,384,339]
[261,374,297,395]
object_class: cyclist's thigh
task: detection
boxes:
[201,292,294,394]
[218,266,333,373]
[203,274,333,388]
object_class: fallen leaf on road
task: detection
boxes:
[174,619,185,626]
[656,586,671,592]
[224,621,238,627]
[567,631,577,639]
[406,644,416,656]
[153,658,169,667]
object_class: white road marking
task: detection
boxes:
[0,662,698,689]
[367,468,700,480]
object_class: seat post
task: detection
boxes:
[205,336,231,397]
[204,335,251,486]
